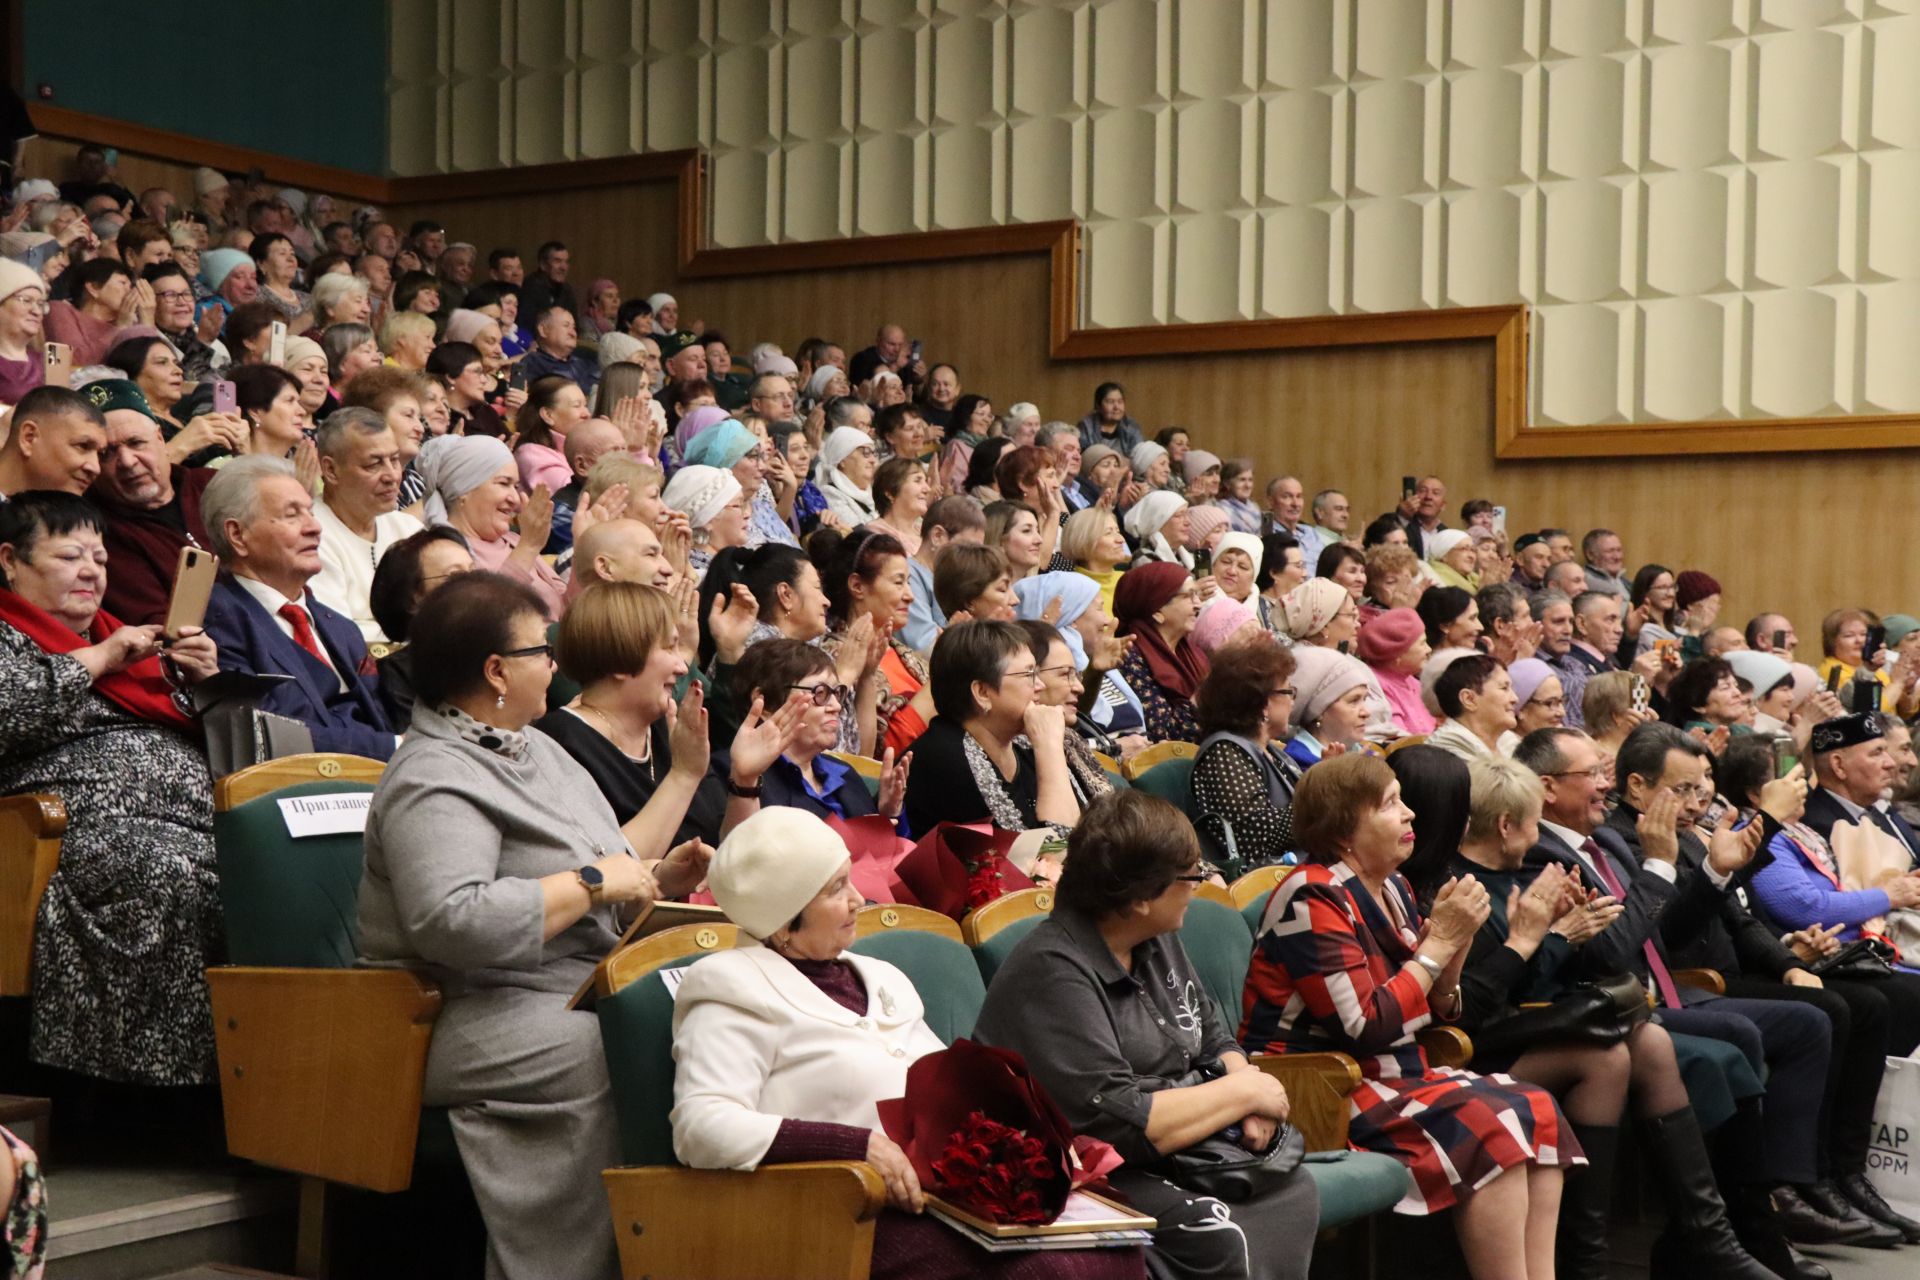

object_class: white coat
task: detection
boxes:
[670,944,947,1172]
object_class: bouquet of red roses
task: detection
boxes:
[876,1039,1122,1226]
[890,823,1035,919]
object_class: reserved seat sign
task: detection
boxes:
[277,793,373,838]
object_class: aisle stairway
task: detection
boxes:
[43,1155,298,1280]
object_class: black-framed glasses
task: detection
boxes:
[1173,872,1210,884]
[785,681,851,707]
[1544,766,1609,781]
[498,643,554,661]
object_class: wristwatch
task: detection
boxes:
[1411,952,1445,983]
[575,863,606,904]
[725,774,763,799]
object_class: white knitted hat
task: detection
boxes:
[708,808,850,939]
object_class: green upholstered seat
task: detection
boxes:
[214,779,377,968]
[599,953,719,1167]
[1129,757,1194,809]
[1304,1151,1411,1227]
[1243,895,1270,936]
[847,930,984,1045]
[1102,768,1129,791]
[969,914,1047,984]
[1177,897,1254,1029]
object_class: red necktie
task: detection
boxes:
[1583,838,1684,1009]
[278,601,330,667]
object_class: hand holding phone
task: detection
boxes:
[212,380,237,415]
[43,342,72,389]
[164,546,219,640]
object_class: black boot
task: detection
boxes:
[1731,1187,1832,1280]
[1789,1182,1902,1248]
[1643,1107,1785,1280]
[1836,1171,1920,1244]
[1557,1124,1616,1280]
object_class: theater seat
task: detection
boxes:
[0,793,65,997]
[1122,739,1197,780]
[1305,1150,1413,1229]
[1128,755,1195,810]
[596,923,885,1280]
[847,905,982,1043]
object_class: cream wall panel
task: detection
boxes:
[386,0,1920,426]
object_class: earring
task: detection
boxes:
[496,693,506,709]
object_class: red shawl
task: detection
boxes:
[0,589,195,729]
[1112,561,1209,700]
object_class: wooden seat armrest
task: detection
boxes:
[604,1162,885,1280]
[1416,1025,1474,1069]
[1248,1051,1362,1154]
[1674,967,1726,996]
[208,966,441,1192]
[0,794,66,997]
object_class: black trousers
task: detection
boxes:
[1720,976,1894,1178]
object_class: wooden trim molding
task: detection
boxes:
[38,106,1920,459]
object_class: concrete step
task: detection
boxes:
[44,1158,297,1280]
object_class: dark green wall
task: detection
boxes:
[22,0,390,175]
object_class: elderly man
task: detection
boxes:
[1477,582,1536,666]
[435,242,476,316]
[1746,613,1800,657]
[1703,627,1747,659]
[901,494,986,652]
[1549,590,1624,730]
[0,386,108,497]
[746,371,796,426]
[1038,422,1088,510]
[137,186,177,226]
[87,383,217,623]
[1582,528,1630,598]
[1546,558,1588,599]
[200,455,396,759]
[519,240,576,320]
[566,518,674,600]
[1308,488,1351,549]
[1512,533,1553,592]
[521,304,598,394]
[849,321,925,391]
[1263,475,1323,568]
[1538,527,1577,564]
[660,333,708,387]
[308,408,423,642]
[822,395,870,438]
[547,417,627,554]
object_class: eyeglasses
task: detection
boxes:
[7,295,48,312]
[1000,667,1042,685]
[153,289,194,303]
[1544,766,1609,781]
[498,643,554,662]
[785,681,851,707]
[1663,783,1713,801]
[1531,696,1568,711]
[1035,664,1077,681]
[1173,870,1210,884]
[1269,686,1297,699]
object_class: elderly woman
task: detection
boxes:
[310,271,372,332]
[513,376,592,495]
[1426,654,1521,762]
[1427,530,1480,593]
[1129,440,1173,493]
[1277,578,1356,651]
[818,425,879,527]
[821,530,931,755]
[104,333,188,430]
[0,259,48,404]
[1183,505,1230,572]
[535,580,802,849]
[281,334,334,419]
[366,526,473,727]
[357,572,707,1280]
[416,434,568,618]
[1318,544,1368,603]
[1076,441,1130,508]
[1210,529,1264,612]
[380,310,436,373]
[685,421,794,552]
[1113,563,1207,743]
[0,491,225,1087]
[1062,506,1130,613]
[1509,659,1568,735]
[674,806,1141,1280]
[867,456,930,556]
[1075,380,1143,452]
[427,339,505,438]
[900,620,1081,838]
[46,258,146,365]
[1218,459,1262,533]
[1400,751,1774,1280]
[662,463,750,584]
[1282,646,1373,769]
[322,321,383,405]
[1124,491,1192,570]
[1726,651,1797,737]
[1015,571,1149,760]
[230,364,316,483]
[1359,607,1436,736]
[248,232,311,328]
[1016,618,1116,808]
[1257,533,1309,631]
[975,790,1317,1280]
[933,543,1016,623]
[1663,658,1749,736]
[1180,449,1222,503]
[1241,754,1580,1279]
[1580,671,1644,768]
[340,366,432,508]
[1190,595,1260,661]
[1363,543,1426,623]
[1190,634,1304,873]
[728,638,909,821]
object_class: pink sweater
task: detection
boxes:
[515,440,571,496]
[1372,664,1436,736]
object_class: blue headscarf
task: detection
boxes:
[683,419,759,470]
[1014,571,1101,670]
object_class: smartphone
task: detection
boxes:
[1192,548,1212,576]
[1827,664,1846,693]
[268,320,287,367]
[42,341,71,388]
[1770,735,1800,780]
[164,546,219,639]
[1859,679,1884,714]
[1865,625,1886,668]
[1655,637,1679,663]
[909,338,922,364]
[508,360,529,392]
[1773,629,1789,652]
[1492,505,1507,539]
[212,379,237,415]
[1630,675,1650,713]
[1402,475,1417,500]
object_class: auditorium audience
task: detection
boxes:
[88,389,216,623]
[417,434,569,617]
[308,406,422,641]
[0,490,223,1086]
[1190,635,1302,871]
[0,385,108,497]
[1113,563,1207,743]
[365,526,473,726]
[1240,753,1578,1278]
[975,790,1316,1280]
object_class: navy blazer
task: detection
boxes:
[203,573,396,761]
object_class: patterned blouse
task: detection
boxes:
[1116,645,1201,744]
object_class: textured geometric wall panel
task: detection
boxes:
[388,0,1920,425]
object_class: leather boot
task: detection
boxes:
[1731,1187,1832,1280]
[1836,1172,1920,1244]
[1557,1124,1616,1280]
[1787,1182,1902,1248]
[1643,1107,1786,1280]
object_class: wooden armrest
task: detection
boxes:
[604,1162,885,1280]
[0,794,66,997]
[1249,1051,1361,1153]
[1416,1025,1474,1070]
[1674,967,1726,996]
[208,966,441,1192]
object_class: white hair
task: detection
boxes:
[202,455,298,561]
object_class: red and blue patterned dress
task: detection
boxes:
[1238,862,1583,1215]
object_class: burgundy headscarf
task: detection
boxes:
[1112,562,1209,701]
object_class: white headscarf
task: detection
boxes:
[646,292,676,335]
[417,435,514,526]
[661,464,742,532]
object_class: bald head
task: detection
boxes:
[568,518,671,596]
[564,418,628,478]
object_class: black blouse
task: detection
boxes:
[899,715,1041,837]
[532,708,728,847]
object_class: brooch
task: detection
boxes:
[879,989,897,1018]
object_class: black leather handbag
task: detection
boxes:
[1471,973,1652,1060]
[1151,1058,1306,1202]
[1810,936,1898,981]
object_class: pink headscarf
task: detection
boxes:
[674,404,733,453]
[1192,596,1256,658]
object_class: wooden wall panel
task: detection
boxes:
[391,179,1909,647]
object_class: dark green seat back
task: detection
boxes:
[970,913,1047,984]
[214,780,378,967]
[599,952,721,1167]
[1243,894,1270,935]
[848,931,983,1044]
[1178,897,1255,1032]
[1305,1150,1412,1228]
[1130,757,1195,809]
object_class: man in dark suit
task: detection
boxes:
[1801,713,1920,867]
[198,455,396,761]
